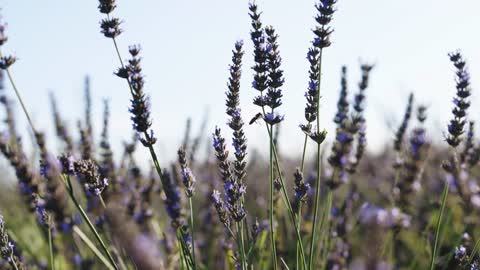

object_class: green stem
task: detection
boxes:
[188,198,197,270]
[469,237,480,264]
[99,195,107,209]
[48,224,55,270]
[280,257,291,270]
[297,134,309,270]
[9,254,19,270]
[227,226,239,243]
[300,134,309,172]
[64,175,119,270]
[0,51,37,134]
[269,123,278,270]
[178,229,194,268]
[319,190,333,270]
[236,222,247,270]
[177,232,187,270]
[257,96,306,268]
[308,47,324,270]
[240,225,247,270]
[429,182,449,270]
[265,123,307,269]
[73,226,115,270]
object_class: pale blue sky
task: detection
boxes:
[0,0,479,162]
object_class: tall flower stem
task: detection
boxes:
[99,195,107,209]
[0,49,42,174]
[319,189,333,269]
[9,255,19,270]
[188,198,197,270]
[308,48,324,270]
[64,175,119,270]
[261,120,307,269]
[269,123,277,270]
[429,182,449,270]
[177,232,188,270]
[469,238,480,264]
[236,222,247,270]
[177,229,194,268]
[0,51,36,133]
[300,135,309,173]
[73,225,115,270]
[296,133,309,270]
[48,224,55,270]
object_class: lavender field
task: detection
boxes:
[0,0,477,269]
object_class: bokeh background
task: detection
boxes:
[1,0,480,161]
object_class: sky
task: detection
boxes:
[0,0,479,163]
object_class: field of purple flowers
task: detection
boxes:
[0,1,477,269]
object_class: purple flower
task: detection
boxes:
[235,40,244,47]
[212,190,222,203]
[336,131,351,143]
[264,112,284,125]
[308,81,318,91]
[212,133,221,149]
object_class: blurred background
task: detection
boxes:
[1,0,480,162]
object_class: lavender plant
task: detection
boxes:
[431,51,473,270]
[0,1,477,270]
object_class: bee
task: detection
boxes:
[249,113,263,125]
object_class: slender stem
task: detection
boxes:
[240,224,247,270]
[308,48,324,270]
[176,230,188,270]
[178,229,194,268]
[73,226,115,270]
[300,134,309,172]
[236,222,247,270]
[429,182,449,270]
[280,257,291,270]
[319,189,333,270]
[188,198,197,270]
[469,237,480,264]
[242,216,251,257]
[269,123,278,270]
[226,226,239,243]
[257,94,307,268]
[64,175,119,270]
[99,195,107,209]
[296,207,302,270]
[264,123,307,269]
[296,134,309,270]
[48,224,55,270]
[145,141,167,188]
[9,254,19,270]
[0,51,37,134]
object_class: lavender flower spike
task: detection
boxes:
[446,51,472,147]
[178,148,196,197]
[74,159,109,196]
[212,190,231,228]
[0,215,25,270]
